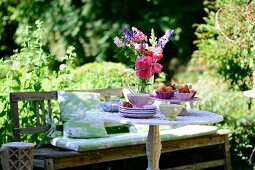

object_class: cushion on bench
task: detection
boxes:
[51,125,218,152]
[58,91,130,137]
[63,117,108,138]
[58,91,101,122]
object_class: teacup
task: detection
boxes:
[159,104,183,120]
[127,93,153,108]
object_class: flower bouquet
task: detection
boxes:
[114,26,174,93]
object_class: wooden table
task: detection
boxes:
[86,109,223,170]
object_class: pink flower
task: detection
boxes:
[135,55,163,79]
[132,27,148,42]
[136,69,153,79]
[152,46,163,61]
[134,43,147,50]
[139,43,147,50]
[135,56,153,71]
[135,56,153,79]
[152,63,163,73]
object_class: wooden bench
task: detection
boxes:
[9,88,232,170]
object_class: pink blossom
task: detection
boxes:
[135,55,163,79]
[135,56,153,71]
[139,43,148,50]
[152,63,163,73]
[132,27,148,42]
[152,46,163,61]
[136,69,153,79]
[135,56,153,79]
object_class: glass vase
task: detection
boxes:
[134,75,154,94]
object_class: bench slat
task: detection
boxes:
[163,159,225,170]
[40,101,46,126]
[162,134,226,153]
[35,101,40,126]
[33,134,228,170]
[47,100,52,120]
[10,91,58,101]
[14,126,50,134]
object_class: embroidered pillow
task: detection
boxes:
[63,117,107,138]
[58,91,100,122]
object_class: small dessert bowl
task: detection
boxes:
[159,104,183,120]
[127,93,153,108]
[175,92,193,101]
[156,91,174,99]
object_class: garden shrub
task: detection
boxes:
[191,74,255,169]
[72,62,133,89]
[192,1,255,167]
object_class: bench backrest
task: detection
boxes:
[10,88,123,142]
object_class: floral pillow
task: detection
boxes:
[63,117,108,138]
[58,91,101,122]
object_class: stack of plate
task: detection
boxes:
[119,105,156,118]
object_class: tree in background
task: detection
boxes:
[0,0,205,78]
[193,0,255,91]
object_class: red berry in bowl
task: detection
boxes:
[123,102,133,108]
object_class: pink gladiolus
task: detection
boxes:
[152,46,163,61]
[139,43,147,50]
[132,27,148,42]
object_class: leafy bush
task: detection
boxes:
[192,1,255,167]
[0,20,76,145]
[72,62,132,89]
[191,74,255,169]
[193,0,255,91]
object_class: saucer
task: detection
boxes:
[121,113,155,119]
[119,105,156,115]
[119,105,156,110]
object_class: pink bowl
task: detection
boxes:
[156,91,174,99]
[175,92,193,100]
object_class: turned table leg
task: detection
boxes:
[146,125,162,170]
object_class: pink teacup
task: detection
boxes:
[127,93,153,108]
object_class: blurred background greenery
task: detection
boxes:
[0,0,255,169]
[0,0,205,77]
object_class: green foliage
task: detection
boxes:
[230,114,255,168]
[192,74,255,168]
[193,0,255,91]
[0,20,76,145]
[192,1,255,166]
[1,0,205,73]
[72,62,133,89]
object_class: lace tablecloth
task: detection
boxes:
[86,109,223,125]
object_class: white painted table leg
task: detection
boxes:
[146,125,162,170]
